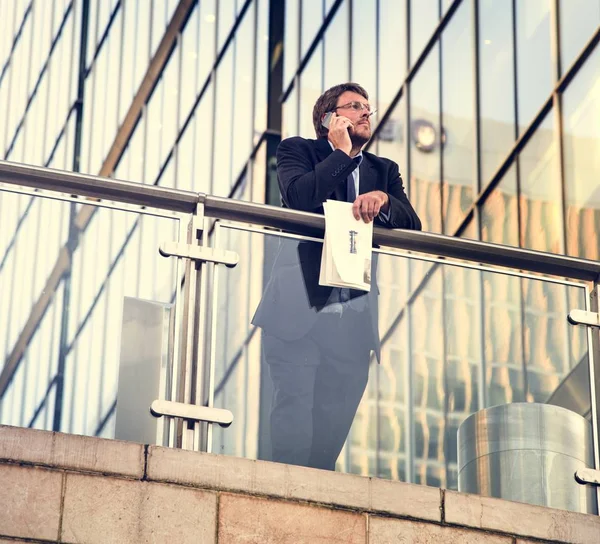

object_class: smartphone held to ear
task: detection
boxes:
[322,112,333,129]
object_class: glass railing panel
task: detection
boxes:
[209,222,593,503]
[0,188,182,439]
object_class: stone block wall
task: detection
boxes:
[0,425,598,543]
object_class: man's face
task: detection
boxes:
[334,90,372,145]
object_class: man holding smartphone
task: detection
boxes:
[253,83,421,471]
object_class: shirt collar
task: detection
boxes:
[327,140,363,165]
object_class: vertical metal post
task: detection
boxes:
[472,0,487,411]
[264,0,284,205]
[191,203,210,452]
[176,205,203,450]
[205,223,222,453]
[588,280,600,509]
[53,0,90,431]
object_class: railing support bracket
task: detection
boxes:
[150,400,233,428]
[568,309,600,328]
[159,242,239,268]
[575,468,600,487]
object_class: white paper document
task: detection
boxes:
[318,200,373,292]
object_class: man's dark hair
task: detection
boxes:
[312,82,369,139]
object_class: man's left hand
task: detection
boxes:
[352,191,390,223]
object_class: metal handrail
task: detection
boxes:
[203,195,600,282]
[0,160,199,213]
[1,159,600,282]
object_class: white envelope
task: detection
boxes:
[318,200,373,292]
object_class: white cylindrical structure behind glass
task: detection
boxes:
[458,403,597,514]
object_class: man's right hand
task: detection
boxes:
[326,113,353,156]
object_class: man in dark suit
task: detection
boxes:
[253,83,421,470]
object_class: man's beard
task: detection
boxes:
[350,131,370,149]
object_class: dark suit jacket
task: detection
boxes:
[252,136,421,361]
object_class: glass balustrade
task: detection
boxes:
[0,187,182,440]
[209,222,591,492]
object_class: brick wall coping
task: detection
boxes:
[1,425,599,544]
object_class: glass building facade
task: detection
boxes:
[1,0,599,491]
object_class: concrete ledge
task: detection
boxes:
[147,445,442,521]
[0,464,62,541]
[61,473,217,544]
[0,425,144,478]
[1,425,599,544]
[446,490,600,544]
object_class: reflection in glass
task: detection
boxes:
[481,164,519,247]
[442,0,475,235]
[515,0,553,134]
[482,271,524,406]
[410,45,441,233]
[563,45,600,261]
[479,0,516,183]
[558,0,600,75]
[522,281,587,403]
[519,112,562,253]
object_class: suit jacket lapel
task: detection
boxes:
[358,156,376,195]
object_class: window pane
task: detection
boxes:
[323,0,349,90]
[519,113,562,253]
[301,0,323,59]
[410,0,439,66]
[351,0,376,94]
[298,43,323,140]
[284,0,299,87]
[410,45,441,233]
[442,0,474,235]
[198,0,217,86]
[559,0,600,76]
[213,46,235,196]
[479,0,516,183]
[563,45,600,260]
[516,0,553,134]
[179,4,200,128]
[377,99,407,198]
[231,3,256,181]
[379,0,407,110]
[283,84,299,139]
[217,0,236,52]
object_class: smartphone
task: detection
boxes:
[322,112,333,129]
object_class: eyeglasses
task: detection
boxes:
[334,101,377,116]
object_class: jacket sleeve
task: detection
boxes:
[378,161,422,230]
[276,137,358,211]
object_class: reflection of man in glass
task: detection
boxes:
[253,83,421,470]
